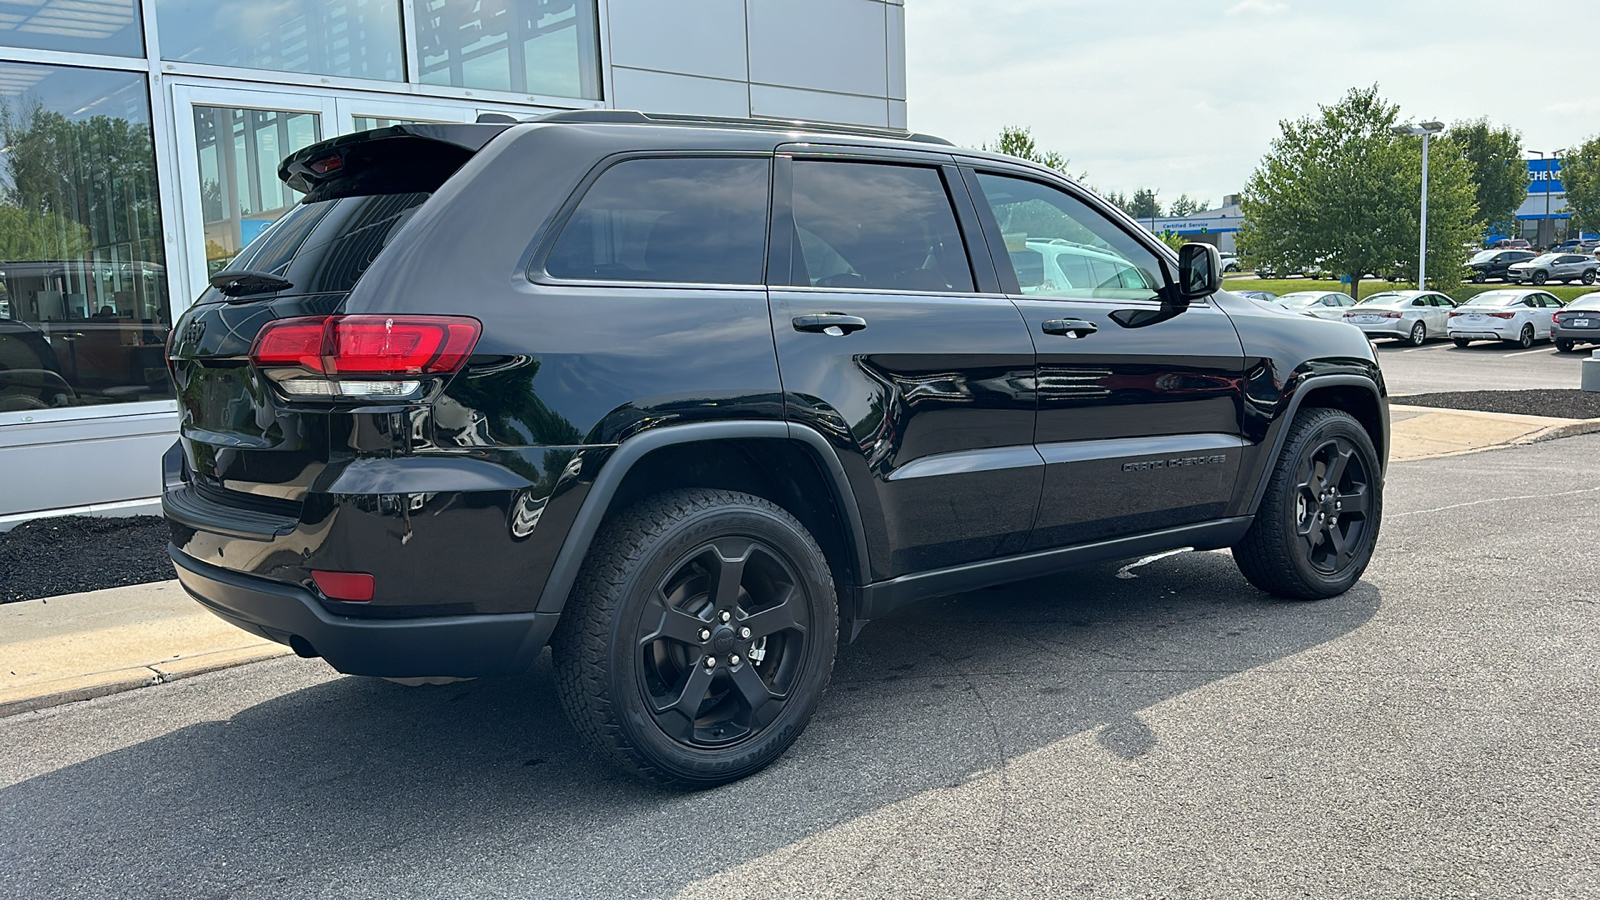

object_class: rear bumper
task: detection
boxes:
[1352,321,1408,339]
[1552,325,1600,343]
[169,544,558,677]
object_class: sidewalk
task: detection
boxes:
[4,404,1600,718]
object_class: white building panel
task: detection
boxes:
[750,84,889,127]
[605,0,750,82]
[747,0,887,100]
[610,67,751,118]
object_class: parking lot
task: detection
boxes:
[3,394,1597,898]
[1373,338,1587,395]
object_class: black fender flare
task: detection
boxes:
[1243,373,1388,517]
[534,420,872,615]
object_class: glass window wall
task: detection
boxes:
[0,0,144,58]
[192,106,322,276]
[417,0,601,100]
[0,62,171,413]
[155,0,405,82]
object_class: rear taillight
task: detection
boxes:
[1383,311,1403,318]
[1488,312,1516,319]
[1554,313,1562,325]
[251,315,481,399]
[1448,311,1461,317]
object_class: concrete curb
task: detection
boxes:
[1387,405,1600,462]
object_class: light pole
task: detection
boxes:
[1531,150,1549,247]
[1392,121,1445,288]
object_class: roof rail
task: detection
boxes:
[517,109,954,146]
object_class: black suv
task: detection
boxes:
[1467,249,1536,283]
[165,111,1388,786]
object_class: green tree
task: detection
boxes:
[982,125,1074,175]
[1561,136,1600,236]
[1128,188,1162,219]
[1437,119,1528,238]
[1168,194,1209,217]
[1101,190,1133,215]
[0,206,91,260]
[1237,85,1477,298]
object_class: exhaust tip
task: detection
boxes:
[288,635,321,659]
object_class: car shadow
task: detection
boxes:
[0,549,1379,899]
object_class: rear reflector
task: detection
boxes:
[312,570,375,602]
[252,315,481,377]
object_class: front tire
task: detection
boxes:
[1233,408,1381,599]
[552,489,838,788]
[1585,271,1597,285]
[1407,321,1426,346]
[1533,271,1548,285]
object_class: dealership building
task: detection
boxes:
[0,0,909,525]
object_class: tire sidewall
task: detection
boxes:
[601,500,837,783]
[1268,412,1383,596]
[1410,321,1425,345]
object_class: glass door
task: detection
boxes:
[170,85,336,310]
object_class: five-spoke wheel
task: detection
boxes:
[553,489,837,787]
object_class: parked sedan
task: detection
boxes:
[1342,290,1456,345]
[1466,249,1536,283]
[1276,290,1357,321]
[1507,253,1598,285]
[1236,290,1279,303]
[1447,289,1565,348]
[1552,291,1600,352]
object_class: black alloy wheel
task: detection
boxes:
[1533,271,1549,285]
[1408,321,1426,346]
[1516,324,1535,349]
[1233,408,1381,599]
[553,489,837,787]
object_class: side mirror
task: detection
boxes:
[1177,243,1221,303]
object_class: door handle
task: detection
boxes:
[793,314,868,336]
[1041,318,1098,338]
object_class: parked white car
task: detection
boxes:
[1276,290,1357,321]
[1342,290,1457,345]
[1447,289,1566,348]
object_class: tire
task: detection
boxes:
[1470,273,1484,283]
[1533,271,1548,285]
[1407,321,1426,346]
[1453,338,1472,348]
[552,488,838,787]
[1512,324,1535,349]
[1232,408,1382,600]
[1585,271,1596,285]
[1557,339,1577,353]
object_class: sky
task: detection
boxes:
[904,0,1600,210]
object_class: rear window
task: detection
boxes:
[545,156,770,285]
[1462,292,1520,307]
[1569,293,1600,311]
[215,192,431,297]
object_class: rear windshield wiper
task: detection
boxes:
[210,269,294,297]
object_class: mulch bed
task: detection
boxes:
[0,516,172,604]
[1392,389,1600,421]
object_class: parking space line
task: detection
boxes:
[1507,348,1552,357]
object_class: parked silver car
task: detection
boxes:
[1276,290,1357,321]
[1448,289,1565,348]
[1342,290,1456,345]
[1507,253,1597,285]
[1552,291,1600,352]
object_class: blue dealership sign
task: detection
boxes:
[1529,158,1563,194]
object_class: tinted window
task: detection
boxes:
[790,162,974,293]
[547,157,770,285]
[219,192,431,297]
[1010,250,1045,287]
[1568,294,1600,311]
[975,172,1164,301]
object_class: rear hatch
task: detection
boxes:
[167,124,505,513]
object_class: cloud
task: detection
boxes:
[1226,0,1288,15]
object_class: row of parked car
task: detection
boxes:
[1236,287,1600,351]
[1466,249,1600,285]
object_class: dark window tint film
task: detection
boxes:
[216,192,431,297]
[790,161,974,293]
[546,157,771,285]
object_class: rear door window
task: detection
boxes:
[789,161,974,293]
[545,157,771,285]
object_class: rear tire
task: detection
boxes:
[1557,339,1577,353]
[1233,408,1381,600]
[1453,338,1472,348]
[1511,324,1535,349]
[552,488,838,788]
[1407,321,1426,346]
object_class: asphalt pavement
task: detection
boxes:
[1373,338,1589,396]
[4,433,1597,898]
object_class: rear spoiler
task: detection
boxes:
[278,123,510,196]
